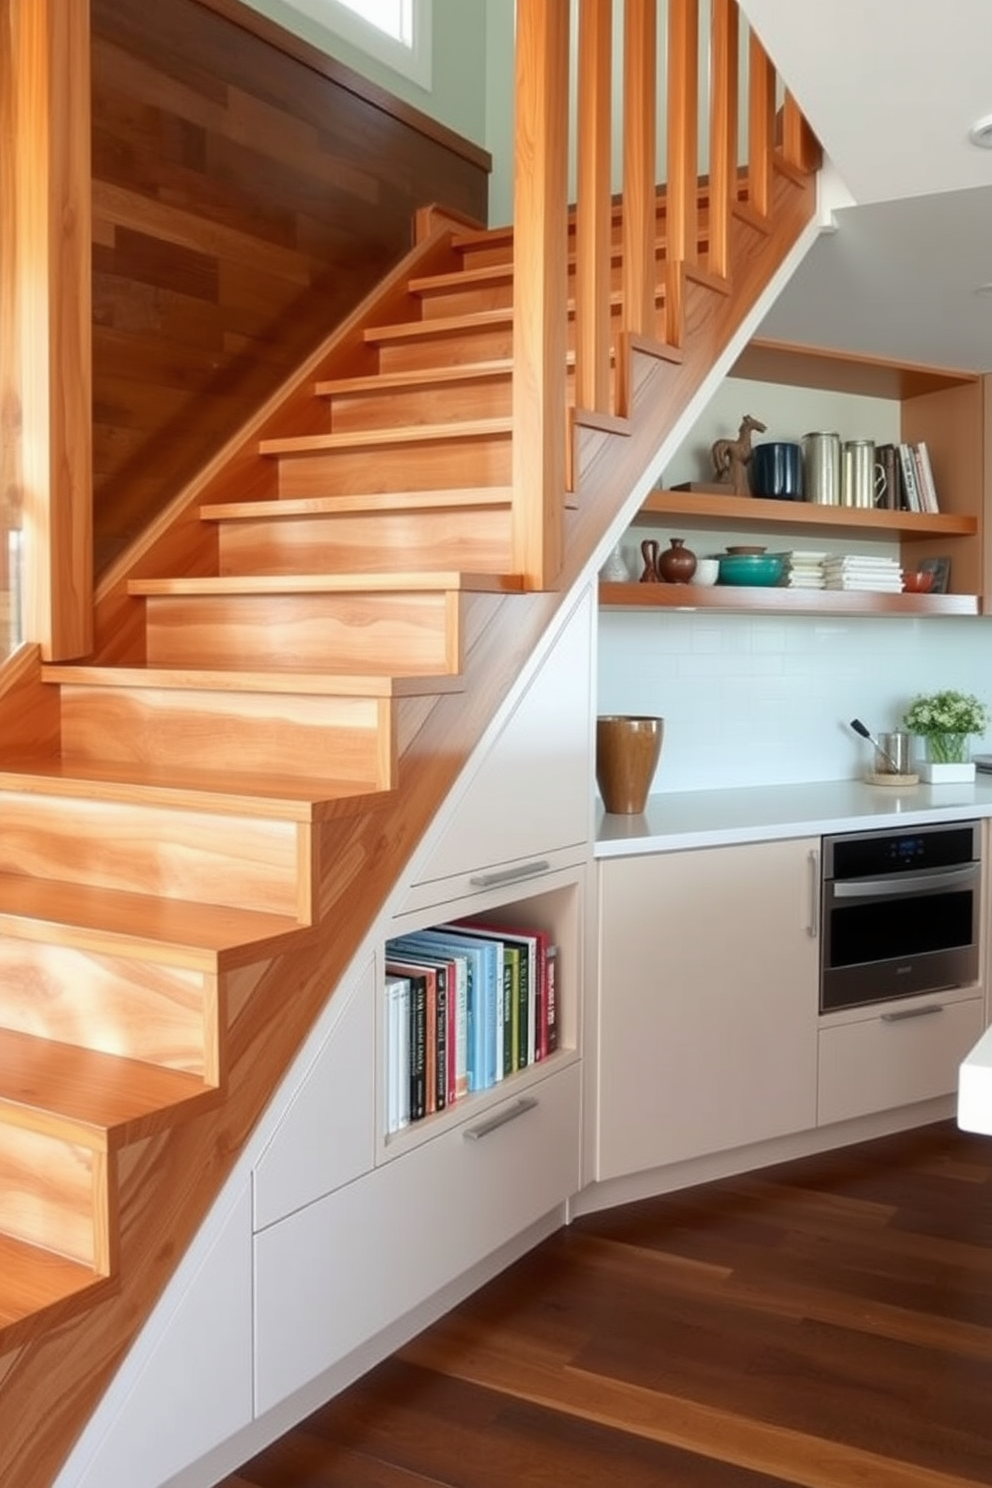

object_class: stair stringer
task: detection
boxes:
[0,158,821,1488]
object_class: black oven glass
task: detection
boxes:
[829,889,974,968]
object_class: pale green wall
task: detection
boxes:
[243,0,489,149]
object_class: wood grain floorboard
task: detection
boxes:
[223,1120,992,1487]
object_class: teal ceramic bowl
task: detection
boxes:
[717,552,785,587]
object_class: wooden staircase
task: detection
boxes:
[0,5,822,1476]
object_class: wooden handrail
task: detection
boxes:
[510,0,820,590]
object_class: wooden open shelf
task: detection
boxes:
[606,484,982,614]
[636,489,978,537]
[599,580,979,616]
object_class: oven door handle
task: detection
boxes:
[830,865,979,898]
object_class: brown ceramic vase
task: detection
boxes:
[656,537,697,583]
[595,715,664,814]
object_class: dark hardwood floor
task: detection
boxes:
[223,1119,992,1486]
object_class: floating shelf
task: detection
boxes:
[637,489,978,538]
[599,581,980,617]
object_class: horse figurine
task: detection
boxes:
[711,414,767,496]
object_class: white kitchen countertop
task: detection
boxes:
[595,776,992,856]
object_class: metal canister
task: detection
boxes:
[841,439,882,509]
[802,431,841,505]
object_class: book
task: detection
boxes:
[913,440,939,512]
[545,944,559,1054]
[897,442,922,511]
[384,973,410,1135]
[385,960,428,1121]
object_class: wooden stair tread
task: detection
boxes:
[200,488,513,522]
[0,870,304,964]
[364,307,513,344]
[128,571,524,596]
[408,264,514,293]
[0,1029,218,1148]
[258,418,512,456]
[42,663,465,699]
[0,756,397,821]
[0,1232,112,1344]
[315,362,512,396]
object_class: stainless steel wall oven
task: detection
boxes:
[820,821,981,1013]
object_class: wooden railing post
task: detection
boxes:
[747,25,775,218]
[4,0,92,660]
[620,0,657,343]
[575,0,614,417]
[512,0,569,590]
[708,0,739,279]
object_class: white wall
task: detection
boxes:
[599,610,992,792]
[598,373,992,792]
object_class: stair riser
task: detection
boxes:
[373,323,514,373]
[274,435,511,499]
[327,375,512,433]
[0,1127,107,1269]
[416,282,513,318]
[216,509,513,577]
[143,592,461,675]
[58,688,395,790]
[0,793,305,919]
[0,940,211,1075]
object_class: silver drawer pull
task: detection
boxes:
[463,1096,538,1141]
[469,860,551,889]
[881,1003,944,1023]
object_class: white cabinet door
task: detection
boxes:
[403,588,594,907]
[253,957,376,1230]
[596,838,820,1180]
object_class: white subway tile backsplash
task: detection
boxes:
[598,611,992,792]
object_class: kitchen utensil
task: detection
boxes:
[849,717,903,774]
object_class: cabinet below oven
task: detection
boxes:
[817,989,986,1127]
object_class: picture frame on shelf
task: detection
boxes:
[919,556,950,594]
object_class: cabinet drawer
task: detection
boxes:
[817,996,984,1127]
[253,1060,581,1414]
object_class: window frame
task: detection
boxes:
[278,0,432,89]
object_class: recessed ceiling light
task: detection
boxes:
[969,114,992,148]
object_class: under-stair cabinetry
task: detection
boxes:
[252,591,592,1417]
[600,340,987,616]
[595,838,820,1181]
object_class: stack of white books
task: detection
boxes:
[822,555,903,592]
[783,552,826,589]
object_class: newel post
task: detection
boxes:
[4,0,92,659]
[511,0,569,591]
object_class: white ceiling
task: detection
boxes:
[738,0,992,373]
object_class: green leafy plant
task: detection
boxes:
[902,689,989,763]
